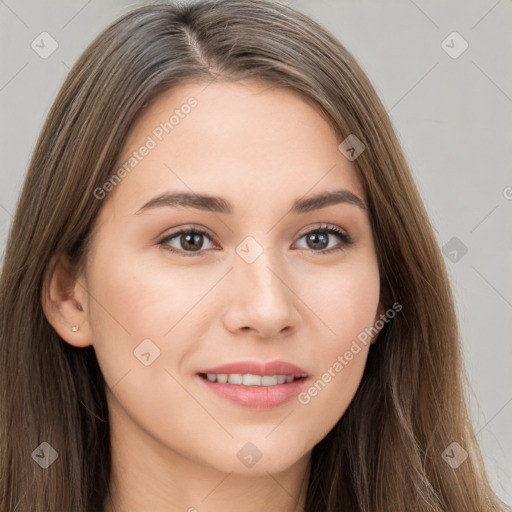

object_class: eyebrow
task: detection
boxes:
[136,188,367,215]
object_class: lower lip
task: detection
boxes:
[197,375,308,409]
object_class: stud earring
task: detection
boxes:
[71,325,79,332]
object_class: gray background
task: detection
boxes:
[1,0,510,505]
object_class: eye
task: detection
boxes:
[158,223,354,257]
[158,225,218,257]
[293,224,354,254]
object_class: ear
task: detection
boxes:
[41,253,92,348]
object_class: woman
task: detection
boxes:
[0,1,508,511]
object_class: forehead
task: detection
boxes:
[104,79,366,215]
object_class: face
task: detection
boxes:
[73,80,382,476]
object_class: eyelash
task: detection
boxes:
[157,223,354,257]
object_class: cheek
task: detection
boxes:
[309,252,380,349]
[295,256,379,426]
[84,253,199,434]
[84,243,215,384]
[86,240,186,337]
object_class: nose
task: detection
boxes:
[221,245,300,339]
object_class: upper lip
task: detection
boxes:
[197,360,308,378]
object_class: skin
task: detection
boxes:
[43,79,384,512]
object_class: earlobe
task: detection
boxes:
[41,253,92,348]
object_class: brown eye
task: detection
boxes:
[158,228,217,256]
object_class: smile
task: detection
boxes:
[199,373,303,386]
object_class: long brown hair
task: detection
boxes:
[0,1,508,510]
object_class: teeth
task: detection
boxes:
[244,374,262,386]
[204,373,298,386]
[228,374,243,385]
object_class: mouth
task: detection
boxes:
[196,359,308,380]
[195,360,309,409]
[196,360,309,409]
[197,372,307,387]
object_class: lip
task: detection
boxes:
[196,360,309,409]
[196,360,308,377]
